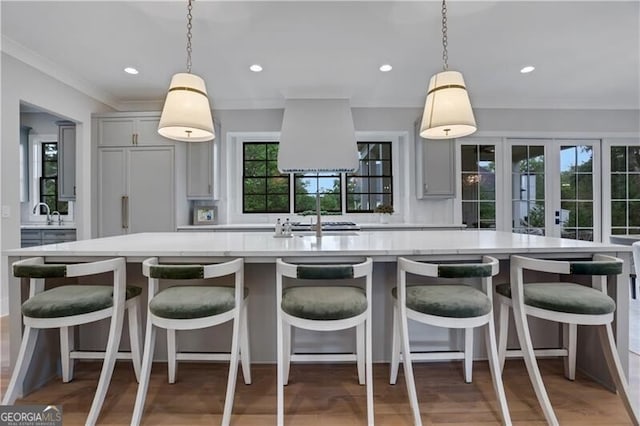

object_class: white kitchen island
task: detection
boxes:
[4,230,633,394]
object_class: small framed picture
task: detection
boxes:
[193,205,217,225]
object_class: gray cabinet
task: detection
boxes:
[96,113,171,146]
[57,121,76,200]
[98,146,175,237]
[186,121,219,200]
[21,228,76,247]
[415,121,456,199]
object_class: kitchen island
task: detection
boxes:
[4,230,633,394]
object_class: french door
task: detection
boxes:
[504,139,601,241]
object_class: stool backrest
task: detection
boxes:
[12,256,126,299]
[142,257,244,301]
[398,256,499,279]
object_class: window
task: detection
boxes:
[610,145,640,235]
[560,145,594,240]
[461,144,496,229]
[294,173,341,213]
[39,142,68,214]
[241,140,394,214]
[242,142,290,213]
[347,142,393,212]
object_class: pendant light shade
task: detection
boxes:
[278,99,359,173]
[158,72,215,142]
[157,0,214,142]
[420,70,476,139]
[420,0,477,140]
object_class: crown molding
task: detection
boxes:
[1,35,121,110]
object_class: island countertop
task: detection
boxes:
[3,230,631,261]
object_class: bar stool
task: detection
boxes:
[390,256,511,426]
[275,257,373,426]
[498,254,639,425]
[131,257,250,426]
[2,257,142,426]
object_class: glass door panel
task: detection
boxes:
[506,139,600,241]
[510,144,546,235]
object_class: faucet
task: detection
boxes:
[51,211,62,225]
[32,202,51,225]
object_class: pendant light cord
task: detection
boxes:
[441,0,448,71]
[186,0,193,73]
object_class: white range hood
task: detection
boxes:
[277,99,359,173]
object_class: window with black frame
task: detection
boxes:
[242,142,290,213]
[39,142,68,214]
[346,142,393,212]
[293,173,342,213]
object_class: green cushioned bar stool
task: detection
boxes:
[131,257,250,426]
[2,257,142,426]
[390,256,511,426]
[499,254,638,425]
[275,257,374,426]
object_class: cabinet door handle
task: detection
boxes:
[122,196,129,229]
[134,133,139,145]
[131,133,135,145]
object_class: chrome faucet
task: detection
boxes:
[32,202,51,225]
[51,211,62,225]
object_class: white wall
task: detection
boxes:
[0,53,113,314]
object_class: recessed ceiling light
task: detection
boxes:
[379,64,393,72]
[250,64,263,73]
[520,65,535,74]
[124,67,139,75]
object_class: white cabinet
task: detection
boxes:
[96,113,171,146]
[415,121,456,199]
[57,121,76,200]
[98,146,175,237]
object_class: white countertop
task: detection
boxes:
[177,223,467,231]
[20,224,77,230]
[4,230,630,261]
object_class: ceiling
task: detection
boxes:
[2,1,639,111]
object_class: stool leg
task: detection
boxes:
[598,324,640,425]
[399,307,422,426]
[240,302,252,385]
[2,326,39,405]
[562,323,577,381]
[485,317,512,425]
[366,313,374,426]
[497,302,509,373]
[131,319,157,426]
[464,327,473,383]
[390,303,401,385]
[167,329,177,384]
[87,301,126,425]
[512,302,559,425]
[221,311,241,426]
[128,299,143,382]
[277,315,285,426]
[283,323,291,386]
[60,326,74,383]
[356,322,365,385]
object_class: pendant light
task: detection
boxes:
[420,0,476,140]
[158,0,214,142]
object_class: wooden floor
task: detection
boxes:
[1,316,638,425]
[2,358,639,425]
